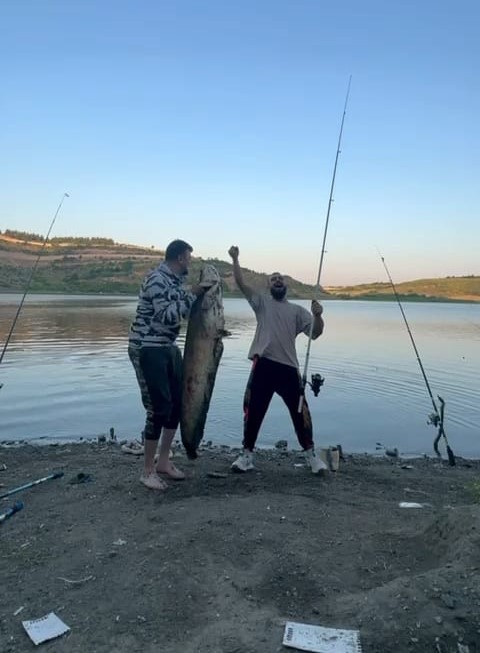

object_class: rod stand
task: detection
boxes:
[431,396,446,459]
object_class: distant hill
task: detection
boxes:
[0,231,320,298]
[325,277,480,302]
[1,231,478,302]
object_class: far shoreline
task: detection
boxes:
[0,289,479,304]
[1,438,479,463]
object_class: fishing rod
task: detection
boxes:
[299,76,352,412]
[0,471,64,500]
[0,193,69,388]
[378,251,455,466]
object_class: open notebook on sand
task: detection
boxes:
[283,621,362,653]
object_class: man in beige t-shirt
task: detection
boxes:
[228,246,327,474]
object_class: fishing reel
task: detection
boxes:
[427,396,445,429]
[307,373,325,397]
[428,412,440,428]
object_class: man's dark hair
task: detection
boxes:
[165,239,193,261]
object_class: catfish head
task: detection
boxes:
[195,264,225,331]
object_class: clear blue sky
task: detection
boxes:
[1,0,478,285]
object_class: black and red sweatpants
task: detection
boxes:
[242,356,314,451]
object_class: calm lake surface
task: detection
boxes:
[0,294,479,458]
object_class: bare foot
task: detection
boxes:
[156,463,185,480]
[140,472,168,490]
[154,450,174,463]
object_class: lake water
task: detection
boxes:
[0,294,479,458]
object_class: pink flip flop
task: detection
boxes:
[121,440,144,455]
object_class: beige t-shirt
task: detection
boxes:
[247,292,312,369]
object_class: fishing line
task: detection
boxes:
[377,250,456,466]
[298,76,351,412]
[0,193,70,387]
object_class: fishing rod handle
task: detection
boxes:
[0,501,24,523]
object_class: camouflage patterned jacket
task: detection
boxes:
[129,262,196,347]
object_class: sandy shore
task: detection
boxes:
[1,442,480,653]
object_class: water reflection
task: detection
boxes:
[0,295,479,458]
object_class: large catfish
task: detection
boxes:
[181,264,225,459]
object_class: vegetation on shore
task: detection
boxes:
[1,230,479,301]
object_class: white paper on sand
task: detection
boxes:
[283,621,362,653]
[22,612,70,645]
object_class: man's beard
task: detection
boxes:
[270,286,287,300]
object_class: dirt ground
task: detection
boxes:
[1,442,479,653]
